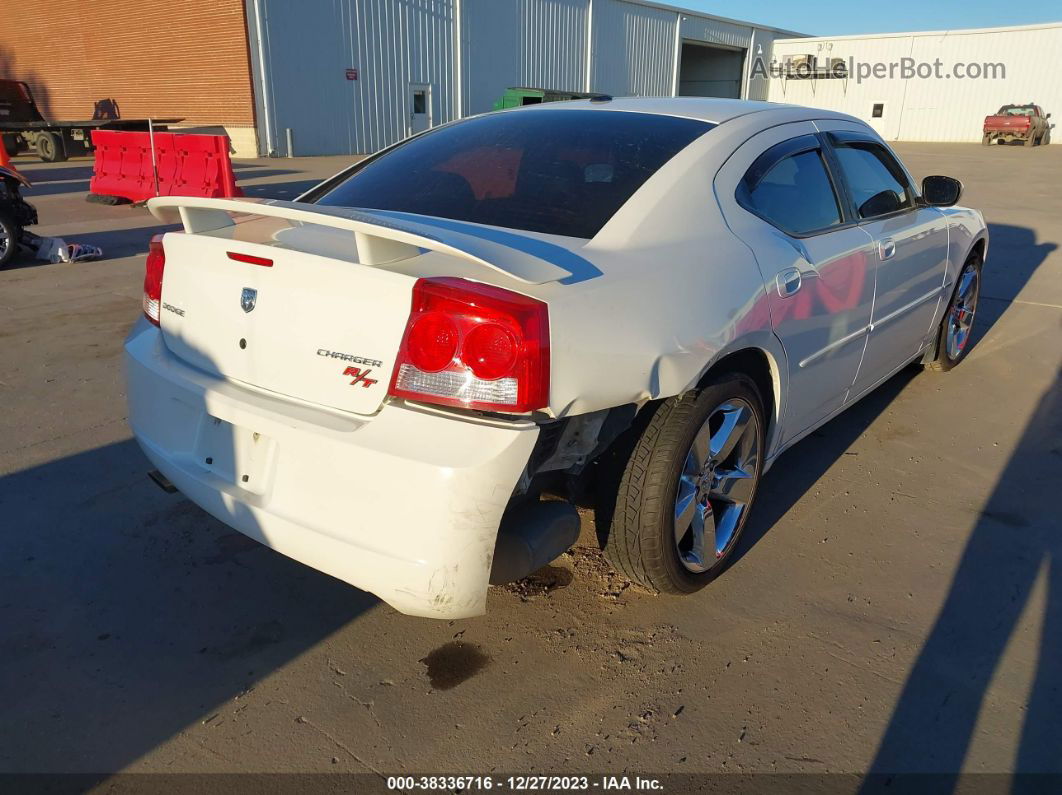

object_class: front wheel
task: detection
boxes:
[926,255,982,371]
[602,373,765,593]
[0,210,20,269]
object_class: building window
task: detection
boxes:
[872,103,884,118]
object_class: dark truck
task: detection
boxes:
[0,79,182,162]
[982,104,1051,147]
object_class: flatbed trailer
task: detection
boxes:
[0,80,182,162]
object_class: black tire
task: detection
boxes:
[1024,134,1037,148]
[0,210,20,269]
[981,134,991,146]
[926,254,982,372]
[602,372,765,594]
[36,131,67,162]
[2,134,19,157]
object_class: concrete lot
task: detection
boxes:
[1,142,1060,780]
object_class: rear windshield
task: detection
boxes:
[999,105,1036,116]
[311,109,714,239]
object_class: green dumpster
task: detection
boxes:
[492,87,604,111]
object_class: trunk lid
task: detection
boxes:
[158,225,414,416]
[146,196,581,416]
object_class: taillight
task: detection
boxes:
[142,235,166,326]
[388,277,549,413]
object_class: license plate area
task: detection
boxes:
[195,415,277,496]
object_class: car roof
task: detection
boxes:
[506,96,855,126]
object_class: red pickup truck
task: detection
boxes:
[983,104,1051,146]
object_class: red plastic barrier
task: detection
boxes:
[89,130,243,202]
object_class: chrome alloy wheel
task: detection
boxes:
[0,228,9,261]
[946,263,980,360]
[673,398,761,573]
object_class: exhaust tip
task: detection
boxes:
[148,469,178,494]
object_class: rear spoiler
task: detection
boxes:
[146,196,597,285]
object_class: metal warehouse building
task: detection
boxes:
[767,22,1062,143]
[245,0,801,156]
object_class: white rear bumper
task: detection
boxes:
[124,320,539,618]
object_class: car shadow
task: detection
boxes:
[0,432,378,773]
[0,223,181,272]
[732,221,1054,573]
[17,164,95,183]
[858,363,1062,788]
[238,179,324,200]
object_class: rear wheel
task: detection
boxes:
[36,131,67,162]
[0,210,20,269]
[926,255,982,371]
[603,373,765,593]
[1024,134,1037,148]
[981,134,991,146]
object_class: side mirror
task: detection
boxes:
[1047,112,1052,119]
[858,189,902,218]
[921,175,963,207]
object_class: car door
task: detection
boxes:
[820,128,950,396]
[717,125,878,443]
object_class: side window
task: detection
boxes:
[737,149,842,236]
[830,140,912,219]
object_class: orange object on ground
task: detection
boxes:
[0,140,19,173]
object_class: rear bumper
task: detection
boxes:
[124,319,539,619]
[983,127,1031,137]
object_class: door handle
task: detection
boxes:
[776,268,802,298]
[879,238,897,260]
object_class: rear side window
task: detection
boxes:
[830,140,912,219]
[312,109,714,239]
[737,149,842,236]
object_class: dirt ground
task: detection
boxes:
[1,142,1060,783]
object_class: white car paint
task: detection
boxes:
[125,98,988,618]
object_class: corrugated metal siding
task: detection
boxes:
[679,13,751,51]
[253,0,456,155]
[462,0,588,116]
[768,26,1062,143]
[521,0,589,93]
[590,0,677,96]
[351,0,457,153]
[249,0,798,154]
[745,28,781,100]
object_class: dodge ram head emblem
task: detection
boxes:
[240,288,257,313]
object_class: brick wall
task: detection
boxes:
[0,0,256,127]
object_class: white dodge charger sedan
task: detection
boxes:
[125,98,987,618]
